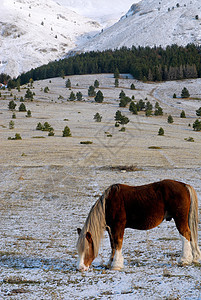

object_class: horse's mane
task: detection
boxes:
[76,186,112,258]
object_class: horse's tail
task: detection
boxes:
[186,184,201,262]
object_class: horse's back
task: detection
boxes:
[106,180,191,231]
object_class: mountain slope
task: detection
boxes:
[0,0,100,77]
[55,0,136,27]
[78,0,201,52]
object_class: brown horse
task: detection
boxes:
[76,180,201,271]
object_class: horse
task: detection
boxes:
[76,179,201,271]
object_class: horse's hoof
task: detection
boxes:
[111,266,123,271]
[178,258,192,266]
[111,263,124,271]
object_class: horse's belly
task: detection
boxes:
[126,214,164,230]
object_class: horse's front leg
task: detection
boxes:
[106,226,115,267]
[110,224,125,270]
[112,246,124,270]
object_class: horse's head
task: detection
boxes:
[76,228,95,271]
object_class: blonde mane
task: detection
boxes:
[76,187,111,258]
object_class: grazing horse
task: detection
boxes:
[76,180,201,271]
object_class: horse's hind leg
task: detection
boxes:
[174,218,193,265]
[179,234,193,265]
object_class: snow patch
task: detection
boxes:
[0,0,100,77]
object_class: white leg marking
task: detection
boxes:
[191,241,201,263]
[179,234,193,265]
[112,249,124,270]
[77,253,89,271]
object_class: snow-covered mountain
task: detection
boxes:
[78,0,201,52]
[0,0,100,77]
[2,0,201,78]
[55,0,136,27]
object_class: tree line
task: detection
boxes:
[5,43,201,87]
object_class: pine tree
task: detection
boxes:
[138,99,145,111]
[146,109,152,117]
[19,103,27,112]
[119,96,131,107]
[65,79,71,88]
[154,106,163,116]
[94,112,102,122]
[95,90,104,103]
[114,110,129,125]
[119,90,126,99]
[36,122,43,130]
[60,69,65,79]
[119,115,129,125]
[158,127,164,135]
[145,101,153,116]
[26,110,32,117]
[48,128,55,136]
[181,87,190,98]
[43,122,52,131]
[76,91,83,101]
[129,101,138,114]
[48,131,54,136]
[167,115,174,123]
[193,119,201,131]
[44,86,49,93]
[196,107,201,116]
[25,88,34,100]
[8,100,16,110]
[114,68,120,79]
[88,85,96,97]
[94,80,99,88]
[9,120,15,129]
[148,69,153,81]
[15,133,22,140]
[69,91,76,101]
[63,126,72,137]
[115,78,119,87]
[180,110,186,118]
[115,110,122,122]
[130,83,135,90]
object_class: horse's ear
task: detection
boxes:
[86,232,93,244]
[77,228,81,235]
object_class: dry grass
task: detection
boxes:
[0,74,201,299]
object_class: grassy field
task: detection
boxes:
[0,74,201,299]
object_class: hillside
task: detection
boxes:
[2,0,201,78]
[78,0,201,52]
[55,0,135,27]
[0,0,100,78]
